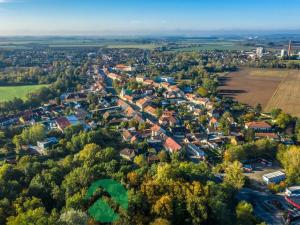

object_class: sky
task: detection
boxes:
[0,0,300,35]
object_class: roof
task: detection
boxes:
[136,98,149,106]
[120,148,136,159]
[164,137,181,152]
[56,117,71,130]
[66,115,80,126]
[255,133,279,139]
[144,105,157,115]
[123,130,133,140]
[151,124,162,132]
[263,171,285,179]
[287,186,300,191]
[246,121,271,129]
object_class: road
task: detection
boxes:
[238,188,286,225]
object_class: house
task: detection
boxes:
[143,79,154,86]
[245,121,272,132]
[56,117,71,131]
[164,137,182,153]
[132,113,145,124]
[120,148,136,161]
[125,106,136,117]
[160,82,170,89]
[66,115,81,126]
[117,99,130,110]
[185,93,196,102]
[123,95,134,103]
[136,76,145,83]
[144,105,157,117]
[107,73,122,81]
[136,98,151,110]
[263,171,286,184]
[160,76,175,84]
[151,124,166,137]
[209,117,219,129]
[208,109,221,118]
[64,93,87,103]
[186,143,206,160]
[163,91,177,99]
[255,133,279,141]
[122,129,135,142]
[115,64,132,72]
[159,115,178,127]
[37,137,58,150]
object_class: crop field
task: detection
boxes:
[0,85,47,102]
[219,69,300,116]
[265,71,300,117]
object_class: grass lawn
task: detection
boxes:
[0,85,48,102]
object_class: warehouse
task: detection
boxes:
[262,171,286,184]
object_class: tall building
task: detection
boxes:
[281,49,287,58]
[288,40,292,56]
[256,47,264,57]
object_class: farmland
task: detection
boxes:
[0,85,48,102]
[219,69,300,116]
[265,71,300,117]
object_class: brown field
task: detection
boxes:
[219,69,300,117]
[265,71,300,117]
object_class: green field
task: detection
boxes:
[0,85,48,102]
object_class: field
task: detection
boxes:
[219,69,300,116]
[265,71,300,117]
[0,85,48,102]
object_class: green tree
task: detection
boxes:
[277,146,300,183]
[196,86,208,97]
[235,201,255,225]
[224,161,245,190]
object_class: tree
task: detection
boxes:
[235,201,255,225]
[295,119,300,142]
[224,161,245,190]
[150,218,171,225]
[133,155,147,167]
[158,151,169,162]
[275,112,292,129]
[271,108,282,119]
[196,86,208,97]
[255,104,262,115]
[59,209,89,225]
[277,146,300,183]
[244,128,255,142]
[152,195,173,219]
[219,113,231,135]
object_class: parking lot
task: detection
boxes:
[243,161,283,189]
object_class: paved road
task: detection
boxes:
[238,188,286,225]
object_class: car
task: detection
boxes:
[243,164,253,172]
[258,158,272,167]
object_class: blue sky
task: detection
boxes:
[0,0,300,35]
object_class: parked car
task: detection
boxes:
[243,164,253,172]
[258,158,272,167]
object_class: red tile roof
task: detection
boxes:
[246,121,271,129]
[164,137,181,153]
[56,117,71,130]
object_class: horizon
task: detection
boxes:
[1,0,300,35]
